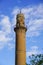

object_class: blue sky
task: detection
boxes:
[0,0,43,65]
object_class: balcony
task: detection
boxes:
[14,25,27,32]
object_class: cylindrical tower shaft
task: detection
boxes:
[14,13,27,65]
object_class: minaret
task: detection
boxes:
[14,12,27,65]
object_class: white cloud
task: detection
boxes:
[0,16,11,33]
[22,4,43,37]
[11,7,20,27]
[12,4,43,37]
[31,46,38,50]
[0,15,13,50]
[27,18,43,37]
[12,7,20,15]
[0,30,13,50]
[26,46,41,57]
[7,43,15,50]
[0,31,12,42]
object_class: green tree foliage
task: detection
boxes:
[28,54,43,65]
[26,63,29,65]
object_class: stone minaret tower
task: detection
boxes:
[14,12,27,65]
